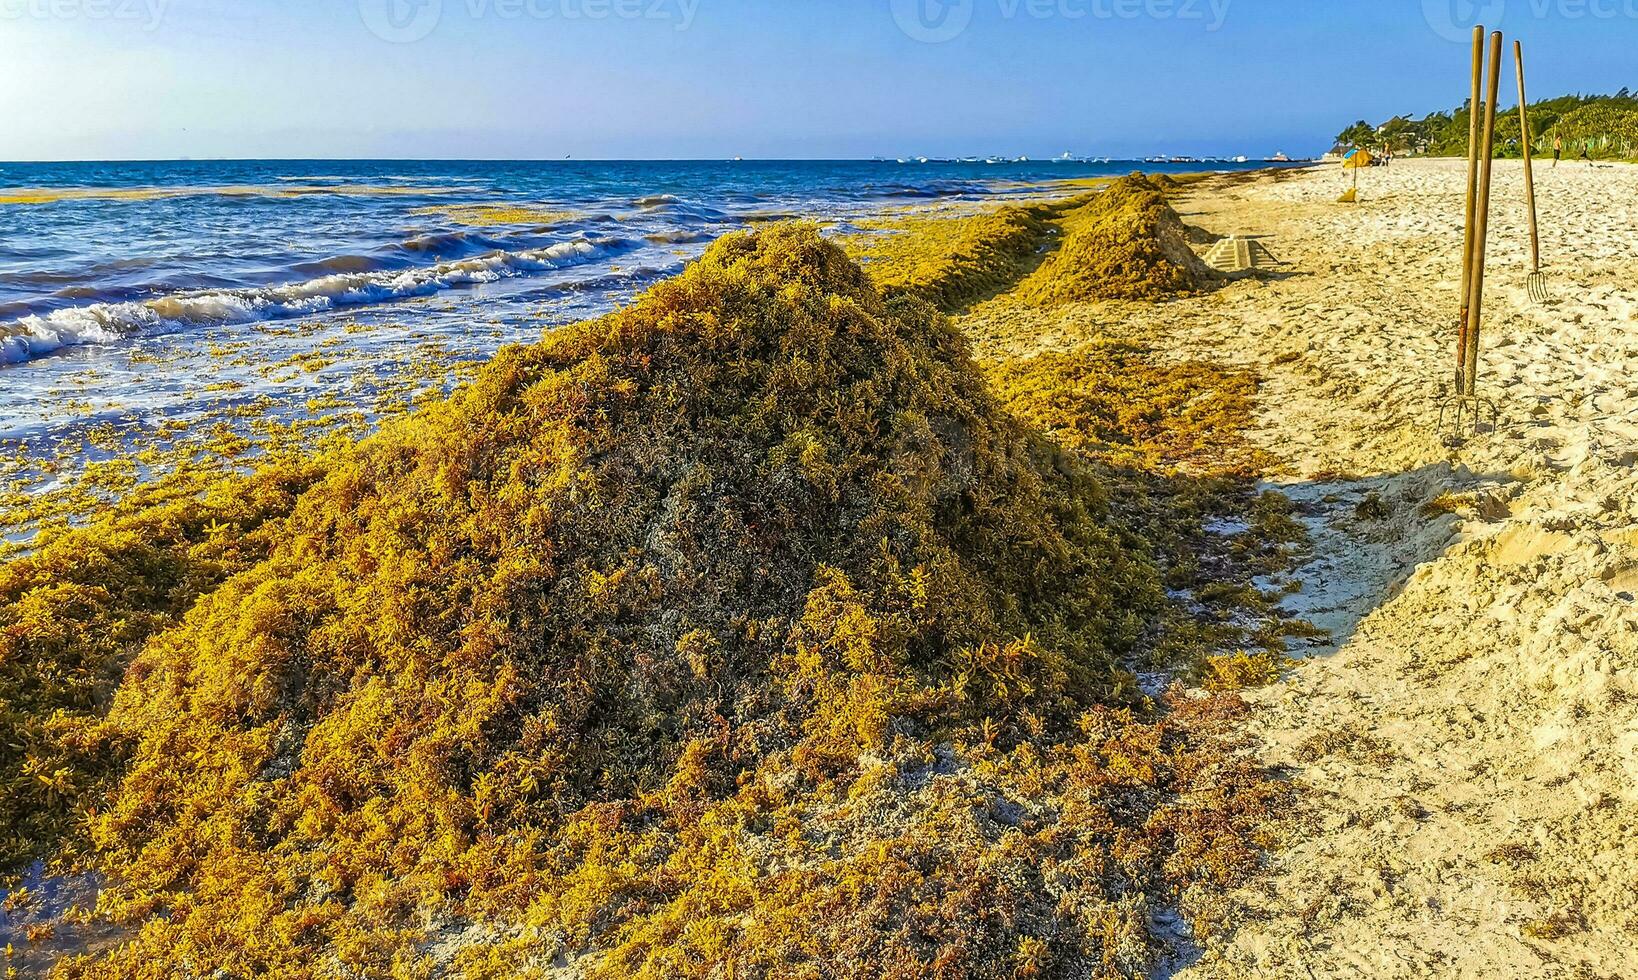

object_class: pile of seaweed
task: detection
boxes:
[9,225,1287,979]
[841,204,1055,312]
[1,464,323,874]
[839,175,1215,315]
[1020,174,1215,305]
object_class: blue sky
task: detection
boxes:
[3,0,1637,160]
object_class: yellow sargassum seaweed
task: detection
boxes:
[0,464,323,876]
[841,204,1055,312]
[24,225,1286,979]
[1020,174,1214,305]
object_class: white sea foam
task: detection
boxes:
[0,239,605,366]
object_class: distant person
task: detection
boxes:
[1581,141,1594,165]
[1553,135,1563,167]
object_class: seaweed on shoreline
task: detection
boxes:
[987,342,1309,677]
[10,223,1294,979]
[1019,174,1216,305]
[0,463,323,880]
[839,203,1061,312]
[841,174,1216,314]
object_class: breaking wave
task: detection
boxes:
[0,238,615,365]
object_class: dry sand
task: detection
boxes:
[969,158,1638,979]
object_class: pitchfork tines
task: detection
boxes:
[1517,43,1549,305]
[1527,268,1551,304]
[1440,29,1506,447]
[1438,388,1500,446]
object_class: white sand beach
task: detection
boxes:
[952,156,1638,978]
[1141,159,1638,979]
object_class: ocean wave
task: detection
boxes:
[286,230,518,277]
[0,238,612,366]
[630,201,731,225]
[290,253,397,276]
[8,257,161,289]
[398,230,508,255]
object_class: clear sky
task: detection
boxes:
[3,0,1637,161]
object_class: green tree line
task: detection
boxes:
[1336,90,1638,159]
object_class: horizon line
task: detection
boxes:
[0,154,1314,166]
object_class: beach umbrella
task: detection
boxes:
[1338,148,1374,202]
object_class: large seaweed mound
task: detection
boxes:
[23,226,1285,979]
[1020,174,1215,305]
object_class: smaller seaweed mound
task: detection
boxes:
[840,205,1055,311]
[1020,174,1215,306]
[0,465,320,879]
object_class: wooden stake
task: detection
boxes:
[1456,25,1485,392]
[1506,42,1533,270]
[1465,30,1504,397]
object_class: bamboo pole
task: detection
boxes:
[1465,31,1505,397]
[1456,25,1485,392]
[1515,40,1542,274]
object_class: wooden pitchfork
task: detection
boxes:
[1441,28,1503,441]
[1516,41,1549,303]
